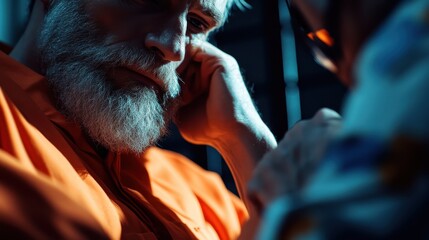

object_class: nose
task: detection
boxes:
[145,15,187,62]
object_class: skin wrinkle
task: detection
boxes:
[9,2,279,238]
[39,0,181,153]
[35,0,244,153]
[196,0,224,26]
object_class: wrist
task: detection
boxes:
[212,118,277,164]
[210,118,276,204]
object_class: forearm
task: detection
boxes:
[211,116,276,239]
[211,115,277,206]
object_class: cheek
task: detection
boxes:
[87,4,126,33]
[86,2,148,40]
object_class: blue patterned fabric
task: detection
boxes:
[259,137,429,239]
[258,0,429,239]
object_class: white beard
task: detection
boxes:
[38,1,181,153]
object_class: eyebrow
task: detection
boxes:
[200,7,223,26]
[191,0,225,27]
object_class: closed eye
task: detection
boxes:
[187,15,209,33]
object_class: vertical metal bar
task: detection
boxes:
[279,0,302,128]
[0,1,13,45]
[263,0,288,139]
[0,0,30,46]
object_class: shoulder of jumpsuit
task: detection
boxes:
[0,51,99,158]
[340,0,429,142]
[0,50,64,122]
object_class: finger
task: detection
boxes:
[187,36,204,56]
[313,108,342,124]
[282,120,308,144]
[180,37,208,63]
[191,39,219,60]
[176,36,201,74]
[190,40,237,69]
[176,38,212,105]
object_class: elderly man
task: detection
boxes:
[0,0,276,239]
[249,0,429,238]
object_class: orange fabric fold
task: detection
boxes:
[0,51,247,239]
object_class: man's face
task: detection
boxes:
[38,0,227,153]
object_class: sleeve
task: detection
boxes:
[0,149,109,240]
[258,136,429,240]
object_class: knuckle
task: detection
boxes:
[287,121,301,134]
[313,108,341,123]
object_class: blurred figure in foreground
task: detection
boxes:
[248,0,429,238]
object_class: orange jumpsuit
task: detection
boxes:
[0,51,248,239]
